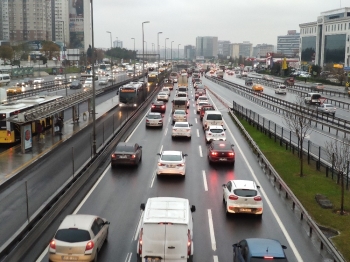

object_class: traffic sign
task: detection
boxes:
[344,66,350,71]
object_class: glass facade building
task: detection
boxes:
[195,36,218,58]
[324,34,346,63]
[301,36,316,62]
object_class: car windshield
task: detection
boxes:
[115,145,135,152]
[174,123,188,128]
[147,114,161,119]
[233,189,257,197]
[161,154,182,161]
[55,229,91,243]
[207,114,222,120]
[209,128,223,133]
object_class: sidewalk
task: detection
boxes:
[0,96,119,185]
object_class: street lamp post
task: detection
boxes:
[165,38,169,62]
[58,20,67,95]
[106,31,112,67]
[142,21,150,83]
[90,0,97,155]
[171,41,174,66]
[131,38,135,79]
[157,32,162,71]
[144,41,147,55]
[178,44,181,61]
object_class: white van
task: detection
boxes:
[203,111,223,130]
[137,197,196,262]
[275,84,287,94]
[0,74,11,86]
[304,92,322,105]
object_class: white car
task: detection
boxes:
[316,103,336,116]
[197,101,209,114]
[172,109,187,124]
[196,95,209,105]
[33,78,44,84]
[161,87,171,96]
[99,77,108,85]
[146,112,163,127]
[156,150,187,176]
[205,125,226,143]
[172,122,192,139]
[83,77,93,88]
[48,214,110,262]
[157,92,169,102]
[275,84,287,94]
[176,92,190,108]
[222,180,263,216]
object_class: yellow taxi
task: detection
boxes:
[252,84,264,92]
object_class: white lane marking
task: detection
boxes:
[196,129,200,137]
[125,109,149,142]
[193,109,196,114]
[208,93,304,261]
[193,103,196,107]
[199,145,203,157]
[124,252,132,262]
[213,256,219,262]
[202,170,208,191]
[164,127,168,136]
[150,172,156,188]
[208,209,217,251]
[133,211,144,241]
[195,118,198,124]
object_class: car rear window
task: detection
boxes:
[174,100,186,105]
[178,88,187,92]
[147,114,161,119]
[116,145,135,152]
[177,93,187,97]
[161,154,182,161]
[212,142,231,150]
[175,123,188,127]
[233,189,257,197]
[207,114,222,120]
[209,128,223,133]
[55,229,91,243]
[199,97,207,100]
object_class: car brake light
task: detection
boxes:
[139,228,143,255]
[254,196,262,201]
[161,105,165,108]
[229,195,238,200]
[7,130,11,137]
[49,240,56,250]
[111,154,116,158]
[211,151,218,156]
[173,129,177,131]
[177,163,185,166]
[208,132,212,135]
[264,256,274,259]
[146,119,149,122]
[151,105,155,108]
[131,154,136,158]
[228,152,234,156]
[85,240,94,251]
[187,230,191,256]
[158,163,166,166]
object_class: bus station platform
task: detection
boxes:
[0,96,120,186]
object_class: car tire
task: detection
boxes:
[256,213,263,219]
[137,254,142,262]
[187,255,193,262]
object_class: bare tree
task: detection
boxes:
[325,136,350,215]
[283,95,313,177]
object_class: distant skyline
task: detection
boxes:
[93,0,350,51]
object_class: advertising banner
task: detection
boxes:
[69,0,84,49]
[23,124,32,150]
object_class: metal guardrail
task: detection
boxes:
[207,76,350,136]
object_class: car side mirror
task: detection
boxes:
[282,245,287,250]
[190,205,196,212]
[104,221,111,225]
[257,185,260,189]
[140,203,145,210]
[189,124,193,126]
[224,129,226,131]
[157,153,161,156]
[183,153,188,157]
[222,184,226,187]
[139,146,142,149]
[231,144,234,147]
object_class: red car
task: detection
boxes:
[200,104,215,120]
[208,141,235,165]
[151,101,166,113]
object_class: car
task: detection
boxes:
[196,101,210,114]
[169,72,179,83]
[300,72,311,78]
[311,83,324,91]
[172,121,192,139]
[275,84,287,94]
[252,84,263,92]
[176,92,190,108]
[241,71,248,77]
[284,77,295,86]
[151,100,166,113]
[107,75,115,82]
[156,150,187,176]
[48,214,110,262]
[69,75,77,82]
[245,78,253,86]
[316,103,336,116]
[23,78,33,85]
[54,75,64,84]
[145,112,163,127]
[262,75,273,81]
[196,95,209,105]
[99,77,108,85]
[33,78,45,84]
[200,104,215,120]
[207,140,235,165]
[205,125,226,143]
[163,79,174,90]
[83,77,93,88]
[16,81,27,88]
[195,83,205,90]
[111,142,142,166]
[161,87,171,96]
[227,70,234,76]
[157,91,169,102]
[193,81,202,89]
[172,109,187,124]
[233,238,288,262]
[195,88,206,100]
[69,80,82,89]
[222,179,263,216]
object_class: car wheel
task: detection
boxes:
[137,254,142,262]
[187,255,193,262]
[256,213,263,219]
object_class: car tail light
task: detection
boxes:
[173,129,177,131]
[264,256,274,259]
[221,133,225,136]
[7,130,11,137]
[254,196,262,201]
[151,105,155,108]
[159,120,163,123]
[85,240,94,251]
[49,239,56,250]
[131,154,136,159]
[177,163,185,166]
[211,151,218,156]
[228,152,235,156]
[158,163,166,166]
[111,153,116,158]
[139,228,143,255]
[186,129,190,132]
[229,195,239,200]
[161,105,165,108]
[187,230,191,256]
[146,119,149,123]
[208,132,212,136]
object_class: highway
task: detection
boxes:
[25,77,330,262]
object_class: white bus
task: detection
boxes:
[0,74,11,86]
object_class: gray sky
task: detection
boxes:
[93,0,350,51]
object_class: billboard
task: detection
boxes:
[69,0,85,49]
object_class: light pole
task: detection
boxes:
[165,38,169,62]
[131,37,135,79]
[157,32,162,71]
[171,41,174,66]
[178,44,181,61]
[57,20,67,95]
[144,41,147,55]
[91,0,97,155]
[142,21,150,83]
[152,43,154,54]
[106,31,112,67]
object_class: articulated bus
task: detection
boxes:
[0,95,62,143]
[119,84,141,107]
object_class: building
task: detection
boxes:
[218,40,231,57]
[195,36,218,58]
[239,41,253,57]
[184,45,196,60]
[300,7,350,67]
[277,30,300,57]
[253,44,275,58]
[229,43,240,59]
[53,0,70,50]
[113,40,123,48]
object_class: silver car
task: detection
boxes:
[316,103,336,116]
[146,112,163,127]
[49,214,110,262]
[172,109,187,124]
[99,77,108,85]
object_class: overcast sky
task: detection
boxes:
[93,0,350,51]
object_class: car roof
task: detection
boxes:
[153,101,164,105]
[245,238,286,258]
[230,180,256,190]
[162,150,182,155]
[208,125,224,129]
[58,214,97,230]
[174,122,189,125]
[116,142,136,147]
[148,112,161,116]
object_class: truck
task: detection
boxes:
[178,73,188,87]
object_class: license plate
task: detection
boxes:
[167,164,175,168]
[119,155,127,158]
[145,258,161,262]
[62,256,78,261]
[219,158,227,161]
[240,208,251,212]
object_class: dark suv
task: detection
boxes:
[245,78,253,86]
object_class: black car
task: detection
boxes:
[151,101,166,113]
[245,78,253,86]
[70,80,82,89]
[208,141,235,165]
[23,78,33,85]
[111,142,142,166]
